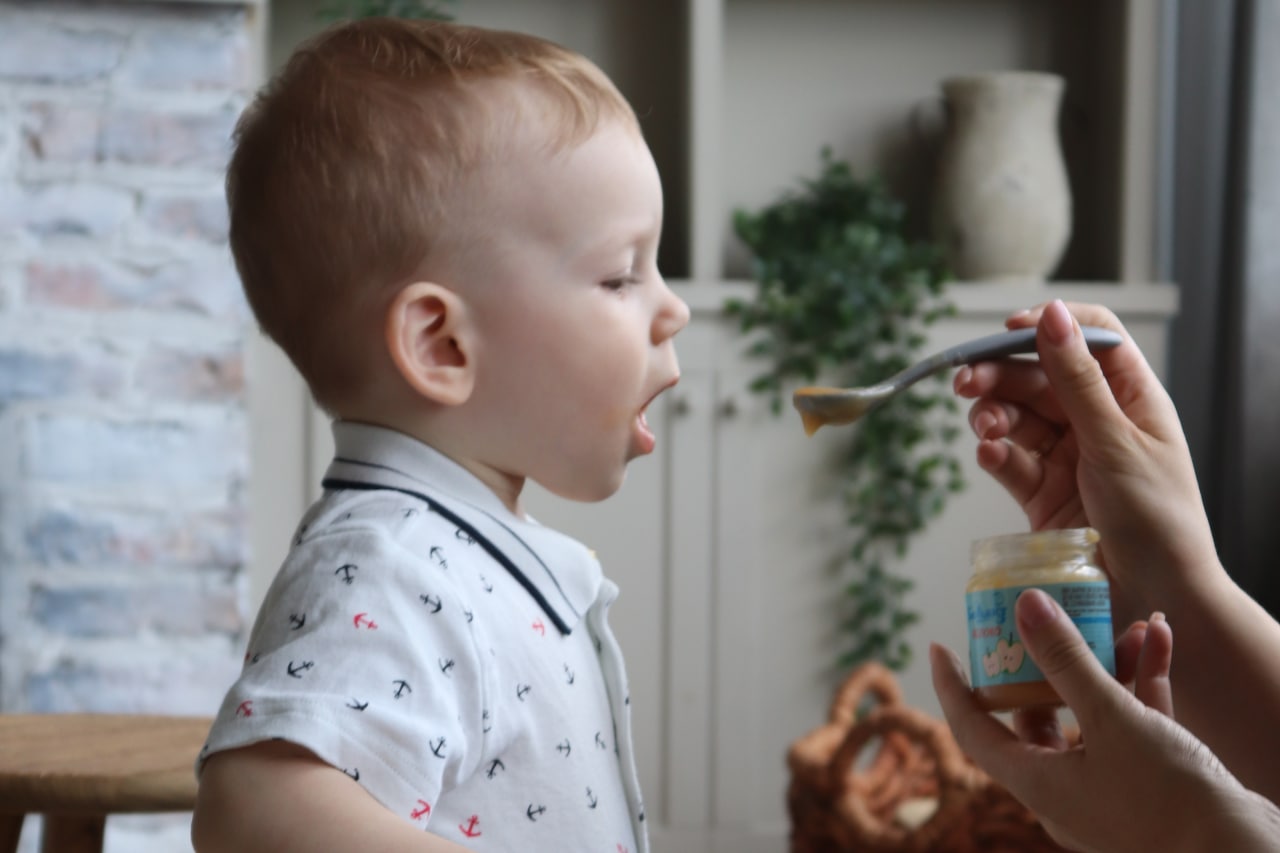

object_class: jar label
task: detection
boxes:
[965,582,1115,687]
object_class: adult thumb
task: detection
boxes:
[1035,300,1127,450]
[1015,588,1127,727]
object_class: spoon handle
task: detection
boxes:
[890,325,1125,389]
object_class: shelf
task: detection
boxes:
[269,0,1166,287]
[699,0,1161,285]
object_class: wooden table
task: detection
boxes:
[0,714,213,853]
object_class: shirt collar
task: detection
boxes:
[321,421,601,635]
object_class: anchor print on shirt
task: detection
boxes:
[429,546,448,570]
[287,660,313,678]
[353,612,378,630]
[289,613,306,631]
[485,758,504,779]
[438,657,455,677]
[335,563,358,585]
[429,736,447,759]
[459,815,482,837]
[410,800,431,821]
[420,593,443,614]
[526,804,547,822]
[455,527,476,546]
[393,679,412,699]
[586,787,598,809]
[556,739,571,758]
[347,698,369,711]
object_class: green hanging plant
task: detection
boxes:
[317,0,457,21]
[727,149,965,672]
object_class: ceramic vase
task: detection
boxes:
[931,72,1072,281]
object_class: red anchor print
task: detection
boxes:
[459,815,482,838]
[236,700,253,717]
[410,800,431,820]
[617,845,630,853]
[353,612,378,630]
[532,619,546,636]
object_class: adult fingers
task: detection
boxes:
[974,436,1041,508]
[1031,301,1132,459]
[969,399,1063,461]
[1021,301,1183,447]
[973,432,1089,532]
[1113,619,1150,685]
[1013,588,1130,730]
[1134,613,1174,718]
[955,359,1064,427]
[929,643,1027,765]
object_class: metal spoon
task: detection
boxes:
[792,325,1124,435]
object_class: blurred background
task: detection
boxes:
[0,1,1275,850]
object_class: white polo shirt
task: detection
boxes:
[199,421,647,852]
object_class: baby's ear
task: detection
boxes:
[385,281,475,406]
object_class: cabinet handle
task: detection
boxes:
[719,397,739,418]
[670,396,692,416]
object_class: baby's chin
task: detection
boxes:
[536,464,629,505]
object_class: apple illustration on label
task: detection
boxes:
[982,648,1002,678]
[996,636,1026,674]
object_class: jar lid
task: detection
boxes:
[971,527,1100,566]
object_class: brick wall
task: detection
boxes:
[0,2,255,850]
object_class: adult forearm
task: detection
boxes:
[1166,575,1280,806]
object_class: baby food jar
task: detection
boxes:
[965,527,1114,711]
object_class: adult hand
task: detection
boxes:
[954,299,1221,625]
[931,589,1280,853]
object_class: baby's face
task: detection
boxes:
[453,119,690,503]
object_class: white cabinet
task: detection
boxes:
[253,2,1180,850]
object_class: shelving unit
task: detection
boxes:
[272,0,1167,286]
[254,3,1180,850]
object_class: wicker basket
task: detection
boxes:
[786,663,1068,852]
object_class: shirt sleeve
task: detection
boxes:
[199,516,488,828]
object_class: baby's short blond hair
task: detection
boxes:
[227,18,638,410]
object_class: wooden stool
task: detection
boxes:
[0,714,212,853]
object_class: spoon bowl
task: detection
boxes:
[793,326,1124,435]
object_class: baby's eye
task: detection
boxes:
[601,276,639,292]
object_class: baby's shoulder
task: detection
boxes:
[263,489,498,605]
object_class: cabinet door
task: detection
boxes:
[704,355,852,850]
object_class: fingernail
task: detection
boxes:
[1041,299,1075,346]
[955,365,973,389]
[1017,588,1060,630]
[973,411,997,439]
[1150,611,1166,623]
[1008,308,1031,320]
